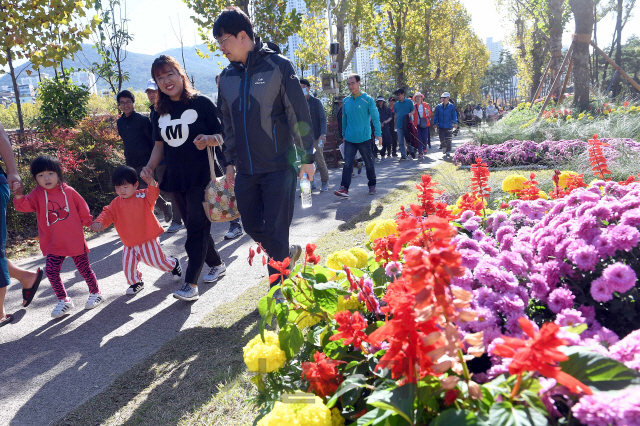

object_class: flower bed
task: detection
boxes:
[453,137,640,169]
[242,151,640,426]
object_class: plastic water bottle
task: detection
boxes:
[300,173,312,208]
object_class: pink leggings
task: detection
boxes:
[45,253,100,300]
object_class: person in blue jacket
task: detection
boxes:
[335,74,382,197]
[432,92,458,158]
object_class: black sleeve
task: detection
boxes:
[141,114,154,149]
[151,111,161,143]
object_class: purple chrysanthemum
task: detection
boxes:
[554,308,585,327]
[384,261,402,277]
[609,224,640,252]
[590,276,613,302]
[547,287,575,313]
[601,263,637,294]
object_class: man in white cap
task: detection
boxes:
[144,79,184,232]
[431,92,458,158]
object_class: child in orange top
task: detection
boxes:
[90,166,181,295]
[13,155,103,318]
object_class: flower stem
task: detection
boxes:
[457,349,471,382]
[510,373,523,399]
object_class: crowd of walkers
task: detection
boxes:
[0,6,483,325]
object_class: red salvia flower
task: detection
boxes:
[301,352,346,398]
[518,173,542,200]
[492,317,593,397]
[470,158,491,202]
[268,258,290,284]
[457,192,484,217]
[248,247,256,266]
[330,311,369,349]
[443,389,460,406]
[305,243,321,265]
[588,134,612,181]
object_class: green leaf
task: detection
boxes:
[367,384,415,425]
[488,401,548,426]
[560,347,640,393]
[312,288,339,314]
[519,390,548,416]
[278,324,304,360]
[327,374,368,408]
[258,296,274,317]
[356,408,393,426]
[275,303,289,328]
[565,323,588,334]
[430,409,489,426]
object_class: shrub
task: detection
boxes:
[36,77,90,129]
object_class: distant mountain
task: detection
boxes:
[0,43,230,96]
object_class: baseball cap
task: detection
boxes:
[376,96,385,102]
[441,92,450,98]
[145,79,158,92]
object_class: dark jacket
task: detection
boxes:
[306,95,327,140]
[218,40,315,175]
[403,114,419,148]
[117,111,154,168]
[378,105,392,129]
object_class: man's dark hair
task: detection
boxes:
[116,90,135,104]
[347,74,361,82]
[212,7,254,40]
[299,78,311,87]
[394,88,405,95]
[31,155,63,181]
[112,165,139,187]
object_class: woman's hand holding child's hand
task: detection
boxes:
[90,222,104,232]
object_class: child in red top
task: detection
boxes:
[13,155,103,318]
[90,166,181,295]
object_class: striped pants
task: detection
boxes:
[123,238,176,286]
[46,253,100,300]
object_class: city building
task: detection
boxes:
[17,84,35,104]
[70,71,98,95]
[19,72,51,88]
[486,37,504,63]
[354,47,379,77]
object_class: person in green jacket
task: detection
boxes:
[334,74,382,197]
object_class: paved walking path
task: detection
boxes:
[0,136,468,425]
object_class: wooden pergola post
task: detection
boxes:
[537,43,575,119]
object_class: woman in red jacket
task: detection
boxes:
[412,92,431,155]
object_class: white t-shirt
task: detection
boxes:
[418,104,424,117]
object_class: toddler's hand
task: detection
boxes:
[140,166,153,182]
[90,222,104,232]
[141,173,155,186]
[11,181,23,196]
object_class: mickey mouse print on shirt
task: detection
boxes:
[158,109,198,147]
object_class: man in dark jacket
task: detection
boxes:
[376,96,393,159]
[388,97,398,156]
[300,78,329,192]
[116,89,172,223]
[432,91,458,158]
[215,7,315,297]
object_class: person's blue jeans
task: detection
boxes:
[0,180,11,288]
[340,141,376,190]
[396,128,414,158]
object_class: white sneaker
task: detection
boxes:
[204,263,226,283]
[52,299,74,318]
[224,226,243,240]
[85,293,104,310]
[173,283,199,301]
[166,222,184,233]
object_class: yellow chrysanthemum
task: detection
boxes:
[331,408,346,426]
[348,247,369,268]
[558,171,578,188]
[368,219,398,242]
[365,221,378,236]
[325,250,358,270]
[243,331,287,373]
[538,190,548,200]
[296,311,322,329]
[502,175,527,193]
[257,393,332,426]
[336,295,362,313]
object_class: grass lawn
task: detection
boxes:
[55,162,554,426]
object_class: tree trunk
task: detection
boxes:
[570,0,595,111]
[548,0,564,97]
[6,46,24,134]
[592,4,598,85]
[529,26,547,99]
[612,0,623,96]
